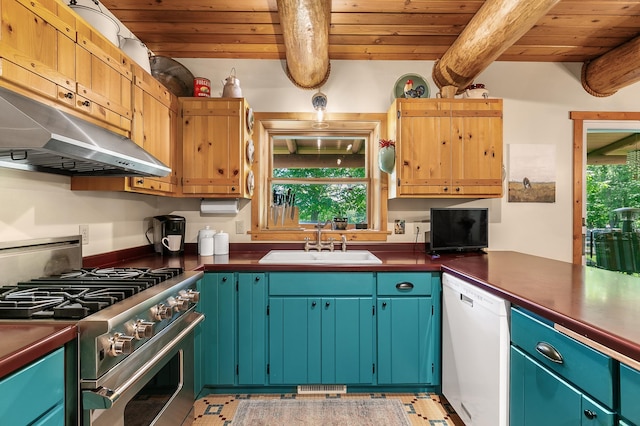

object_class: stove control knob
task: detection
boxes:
[108,333,134,357]
[154,303,173,320]
[175,297,190,311]
[180,289,200,303]
[133,320,155,339]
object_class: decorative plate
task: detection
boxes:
[246,107,254,134]
[246,139,255,165]
[246,170,255,196]
[393,73,430,99]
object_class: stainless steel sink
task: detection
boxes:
[258,250,382,265]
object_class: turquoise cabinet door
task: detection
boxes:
[238,273,268,385]
[198,272,236,385]
[269,297,321,384]
[377,296,435,384]
[510,346,614,426]
[321,297,374,384]
[0,347,65,426]
[620,363,640,425]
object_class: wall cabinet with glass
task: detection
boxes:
[180,98,254,198]
[387,98,503,198]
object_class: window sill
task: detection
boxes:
[249,229,391,242]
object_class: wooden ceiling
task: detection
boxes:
[104,0,640,62]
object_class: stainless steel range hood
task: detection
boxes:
[0,87,171,177]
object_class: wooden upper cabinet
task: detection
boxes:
[129,63,177,195]
[387,98,503,199]
[75,18,132,132]
[0,0,76,101]
[180,98,254,199]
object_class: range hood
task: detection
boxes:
[0,87,171,177]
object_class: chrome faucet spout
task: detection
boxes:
[304,220,335,252]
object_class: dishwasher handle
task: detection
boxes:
[460,293,474,307]
[535,341,564,364]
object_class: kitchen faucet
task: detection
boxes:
[304,220,334,252]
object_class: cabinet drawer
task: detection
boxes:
[511,308,614,408]
[269,272,374,296]
[0,347,65,425]
[620,363,640,424]
[377,272,435,296]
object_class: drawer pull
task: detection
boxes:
[396,282,414,290]
[583,409,597,420]
[535,341,564,364]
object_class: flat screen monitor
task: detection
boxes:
[429,208,488,253]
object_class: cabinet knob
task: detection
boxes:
[382,302,387,308]
[583,410,597,420]
[443,187,448,192]
[81,100,91,107]
[311,301,317,307]
[325,301,330,307]
[255,276,260,281]
[222,276,227,282]
[455,187,461,192]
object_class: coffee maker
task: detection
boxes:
[151,215,186,255]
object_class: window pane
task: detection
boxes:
[271,183,367,224]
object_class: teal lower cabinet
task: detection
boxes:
[510,307,615,425]
[268,272,375,386]
[198,272,268,389]
[619,363,640,425]
[238,273,268,385]
[510,346,614,425]
[0,347,65,425]
[377,272,440,386]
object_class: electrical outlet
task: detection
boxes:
[235,220,245,234]
[79,225,89,245]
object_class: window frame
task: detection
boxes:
[249,112,390,242]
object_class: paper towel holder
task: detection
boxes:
[200,199,239,215]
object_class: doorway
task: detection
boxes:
[571,112,640,265]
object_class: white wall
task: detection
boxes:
[1,58,639,260]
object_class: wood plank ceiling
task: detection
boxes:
[104,0,640,63]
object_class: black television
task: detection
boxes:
[429,208,488,253]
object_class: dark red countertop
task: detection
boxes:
[0,323,77,379]
[10,242,634,376]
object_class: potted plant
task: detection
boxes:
[378,139,395,173]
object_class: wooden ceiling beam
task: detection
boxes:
[581,35,640,97]
[432,0,560,91]
[276,0,331,89]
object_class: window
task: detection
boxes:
[251,113,388,240]
[271,136,368,225]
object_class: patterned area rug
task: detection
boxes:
[234,399,409,425]
[191,393,465,425]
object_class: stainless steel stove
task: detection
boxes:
[0,236,204,426]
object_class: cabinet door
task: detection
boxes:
[75,19,132,132]
[269,297,321,384]
[396,100,452,196]
[129,66,177,194]
[510,346,614,426]
[321,297,374,384]
[238,273,267,385]
[377,296,435,384]
[181,99,243,196]
[451,100,503,196]
[0,0,76,100]
[0,347,65,425]
[198,273,236,386]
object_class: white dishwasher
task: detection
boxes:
[442,272,510,426]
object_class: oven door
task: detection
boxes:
[81,311,204,426]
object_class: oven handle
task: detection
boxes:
[82,312,204,410]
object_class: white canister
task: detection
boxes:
[214,232,229,255]
[198,225,215,256]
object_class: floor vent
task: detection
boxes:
[297,385,347,394]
